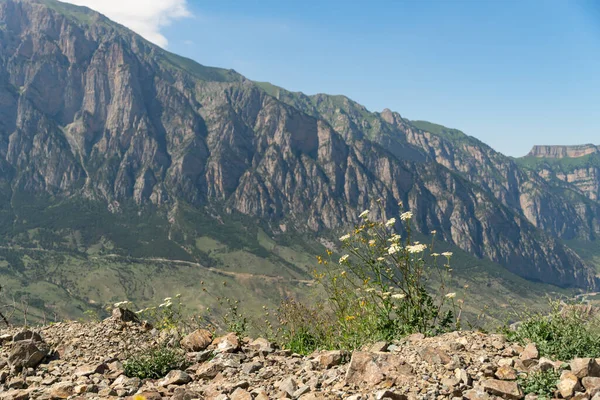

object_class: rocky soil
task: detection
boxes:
[1,308,600,399]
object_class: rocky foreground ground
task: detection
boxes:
[1,309,599,399]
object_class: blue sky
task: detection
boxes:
[73,0,600,157]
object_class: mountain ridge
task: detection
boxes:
[0,0,599,322]
[526,144,600,159]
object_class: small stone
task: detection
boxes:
[299,394,329,400]
[158,370,191,386]
[132,392,162,400]
[481,379,523,400]
[316,350,346,369]
[572,393,590,400]
[441,377,460,387]
[241,361,262,374]
[230,388,253,400]
[212,332,240,353]
[7,377,25,389]
[277,376,298,396]
[582,377,600,391]
[180,329,213,352]
[293,385,311,398]
[196,362,224,379]
[481,363,497,377]
[537,357,556,372]
[111,307,140,323]
[98,387,118,397]
[75,363,108,377]
[370,341,389,352]
[495,365,518,380]
[498,358,514,367]
[520,343,539,361]
[455,368,472,385]
[407,333,425,342]
[463,388,493,400]
[572,358,598,378]
[0,334,12,343]
[375,389,407,400]
[345,351,413,388]
[248,337,274,353]
[445,356,462,371]
[558,370,582,398]
[73,384,90,394]
[170,389,202,400]
[0,389,32,400]
[419,347,451,365]
[49,382,75,399]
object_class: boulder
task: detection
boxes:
[12,331,43,343]
[8,340,48,370]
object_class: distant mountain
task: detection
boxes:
[0,0,599,321]
[517,145,600,202]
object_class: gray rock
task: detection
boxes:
[8,340,48,370]
[111,307,140,323]
[159,369,192,386]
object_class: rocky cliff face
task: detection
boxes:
[527,144,600,159]
[0,0,598,289]
[518,146,600,202]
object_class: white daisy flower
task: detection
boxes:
[400,211,413,221]
[406,244,427,253]
[339,234,351,242]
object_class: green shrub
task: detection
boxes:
[505,301,600,361]
[276,299,330,354]
[218,296,248,338]
[518,369,560,399]
[277,203,464,351]
[124,346,188,379]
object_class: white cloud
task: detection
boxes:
[60,0,191,48]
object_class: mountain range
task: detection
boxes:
[0,0,598,322]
